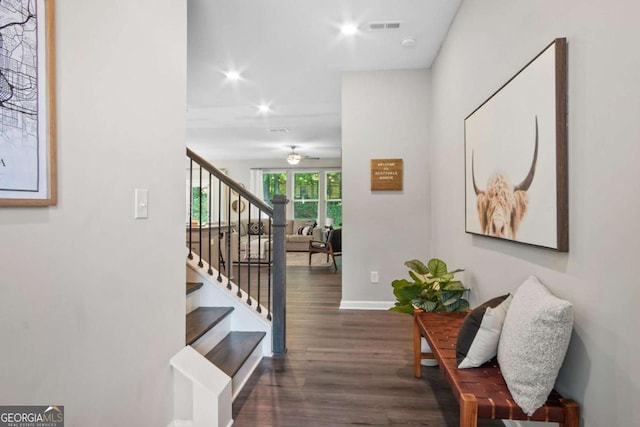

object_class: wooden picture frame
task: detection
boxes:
[464,38,567,251]
[0,0,57,206]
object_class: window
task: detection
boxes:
[262,172,287,208]
[191,186,208,224]
[257,168,340,222]
[293,172,319,219]
[325,171,342,226]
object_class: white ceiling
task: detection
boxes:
[187,0,461,161]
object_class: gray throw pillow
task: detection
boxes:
[497,276,573,416]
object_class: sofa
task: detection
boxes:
[229,219,322,262]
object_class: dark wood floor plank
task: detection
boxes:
[185,306,234,345]
[231,258,504,426]
[206,331,266,378]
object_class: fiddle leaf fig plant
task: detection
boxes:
[390,258,470,315]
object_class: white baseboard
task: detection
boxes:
[339,300,394,310]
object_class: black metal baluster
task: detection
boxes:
[198,166,203,268]
[236,192,243,298]
[266,216,272,320]
[217,177,223,282]
[207,172,213,275]
[246,203,253,306]
[188,160,194,260]
[227,184,233,290]
[256,210,264,313]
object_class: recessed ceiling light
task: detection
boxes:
[224,70,241,81]
[258,104,271,113]
[340,23,358,36]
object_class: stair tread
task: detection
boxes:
[205,331,266,378]
[186,307,234,345]
[186,282,203,295]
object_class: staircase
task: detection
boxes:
[169,149,287,427]
[185,281,266,399]
[169,259,272,427]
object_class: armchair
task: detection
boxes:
[308,228,342,270]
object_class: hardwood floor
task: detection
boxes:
[231,260,504,426]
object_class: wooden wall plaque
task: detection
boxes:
[371,159,403,191]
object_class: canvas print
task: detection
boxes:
[465,38,567,251]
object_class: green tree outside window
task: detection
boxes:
[294,172,319,219]
[263,172,287,207]
[326,172,342,226]
[191,187,209,223]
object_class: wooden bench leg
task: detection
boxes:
[413,313,422,378]
[559,398,580,427]
[460,393,478,427]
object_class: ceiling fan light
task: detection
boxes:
[287,152,302,165]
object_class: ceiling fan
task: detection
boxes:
[286,145,319,164]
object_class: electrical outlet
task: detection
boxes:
[370,271,379,283]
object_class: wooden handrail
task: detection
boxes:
[187,148,273,215]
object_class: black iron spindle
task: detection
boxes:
[198,166,203,268]
[207,172,213,275]
[227,184,233,290]
[188,159,194,260]
[246,203,253,306]
[266,216,272,320]
[217,177,223,282]
[236,192,243,298]
[256,210,264,313]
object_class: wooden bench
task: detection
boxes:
[413,311,580,427]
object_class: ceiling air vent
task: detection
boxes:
[368,21,402,31]
[268,128,290,133]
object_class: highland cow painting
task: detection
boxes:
[465,38,568,251]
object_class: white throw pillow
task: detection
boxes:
[456,294,512,369]
[497,276,573,416]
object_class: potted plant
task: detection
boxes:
[390,258,469,366]
[390,258,470,314]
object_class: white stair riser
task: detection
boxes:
[191,313,232,356]
[186,289,201,314]
[231,339,264,401]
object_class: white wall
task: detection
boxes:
[341,70,430,308]
[0,1,186,426]
[429,1,640,426]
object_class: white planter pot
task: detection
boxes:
[420,337,439,367]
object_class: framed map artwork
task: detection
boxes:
[0,0,56,206]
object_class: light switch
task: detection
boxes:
[134,188,148,219]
